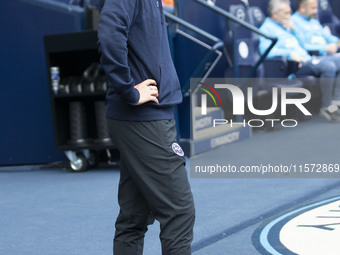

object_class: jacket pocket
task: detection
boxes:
[157,60,182,105]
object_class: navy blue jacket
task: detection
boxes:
[98,0,182,121]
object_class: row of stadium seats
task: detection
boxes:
[209,0,332,116]
[175,0,339,79]
[217,0,340,79]
[173,0,340,124]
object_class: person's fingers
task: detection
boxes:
[134,79,159,105]
[144,79,157,86]
[150,96,159,104]
[149,85,158,94]
[150,91,159,97]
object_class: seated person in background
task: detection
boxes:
[259,0,340,122]
[291,0,340,56]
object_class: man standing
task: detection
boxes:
[97,1,195,254]
[259,0,340,122]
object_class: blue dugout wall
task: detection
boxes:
[0,0,85,165]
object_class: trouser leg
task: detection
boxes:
[113,160,153,255]
[107,119,195,255]
[297,58,337,107]
[322,54,340,101]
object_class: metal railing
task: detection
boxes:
[164,11,225,140]
[195,0,278,78]
[164,11,224,95]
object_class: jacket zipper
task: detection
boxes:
[156,0,164,24]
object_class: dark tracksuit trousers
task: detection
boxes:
[107,119,195,255]
[297,54,340,108]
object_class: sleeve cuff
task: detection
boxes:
[120,87,140,105]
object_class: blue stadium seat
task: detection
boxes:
[290,0,298,12]
[317,0,340,36]
[248,0,269,16]
[224,4,263,78]
[329,0,340,20]
[215,0,243,11]
[247,5,266,28]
